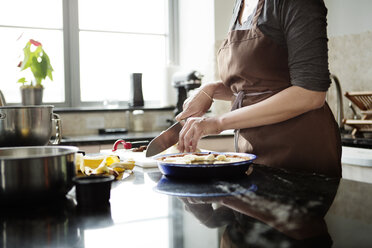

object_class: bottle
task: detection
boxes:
[129,73,144,107]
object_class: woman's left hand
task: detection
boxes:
[177,116,222,152]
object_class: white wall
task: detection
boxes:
[178,0,215,83]
[325,0,372,37]
[177,0,235,115]
[214,0,236,41]
[324,0,372,120]
[178,0,235,83]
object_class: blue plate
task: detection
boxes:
[154,152,257,179]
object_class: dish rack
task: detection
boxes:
[343,91,372,135]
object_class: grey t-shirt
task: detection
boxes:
[231,0,331,91]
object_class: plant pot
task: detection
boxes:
[21,87,43,105]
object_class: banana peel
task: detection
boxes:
[109,160,135,173]
[75,154,135,179]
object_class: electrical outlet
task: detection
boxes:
[86,116,105,129]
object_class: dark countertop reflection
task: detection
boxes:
[1,164,372,248]
[161,165,339,247]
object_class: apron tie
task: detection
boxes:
[231,91,245,111]
[231,90,272,152]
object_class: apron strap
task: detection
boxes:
[231,91,246,111]
[231,91,246,152]
[228,0,243,32]
[231,90,273,152]
[252,0,265,29]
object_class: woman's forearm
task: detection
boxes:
[217,86,326,131]
[202,82,234,101]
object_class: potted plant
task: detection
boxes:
[17,39,53,105]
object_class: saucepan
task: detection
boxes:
[0,146,79,203]
[0,105,61,147]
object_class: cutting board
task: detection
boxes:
[100,149,158,168]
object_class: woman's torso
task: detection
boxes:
[217,0,342,177]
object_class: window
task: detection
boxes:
[0,0,177,107]
[0,0,64,103]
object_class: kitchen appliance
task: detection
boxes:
[0,146,78,202]
[145,121,183,157]
[0,105,61,147]
[172,70,202,116]
[129,73,144,107]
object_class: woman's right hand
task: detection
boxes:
[175,86,214,121]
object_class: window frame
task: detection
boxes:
[61,0,178,107]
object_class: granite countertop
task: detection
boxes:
[340,133,372,149]
[61,131,372,150]
[1,164,371,248]
[60,130,236,146]
[61,131,161,146]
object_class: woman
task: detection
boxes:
[176,0,342,177]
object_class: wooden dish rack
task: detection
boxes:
[343,91,372,135]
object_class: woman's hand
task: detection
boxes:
[175,88,214,122]
[175,82,234,122]
[177,116,223,152]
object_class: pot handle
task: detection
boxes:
[49,113,62,145]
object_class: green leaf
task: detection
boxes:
[18,40,54,87]
[47,69,53,81]
[20,43,32,71]
[17,77,27,84]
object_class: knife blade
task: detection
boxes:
[145,121,183,157]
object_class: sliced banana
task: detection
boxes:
[160,153,247,164]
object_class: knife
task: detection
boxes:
[145,121,183,157]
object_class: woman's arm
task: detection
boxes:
[202,82,234,101]
[177,85,326,152]
[175,82,234,121]
[218,85,326,130]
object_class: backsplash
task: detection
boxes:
[58,110,174,137]
[327,31,372,122]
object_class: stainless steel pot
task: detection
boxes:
[0,146,78,202]
[0,105,61,147]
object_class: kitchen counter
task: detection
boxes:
[60,130,236,147]
[1,164,371,248]
[61,131,160,146]
[340,133,372,149]
[61,130,372,149]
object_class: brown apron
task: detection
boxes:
[217,0,341,177]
